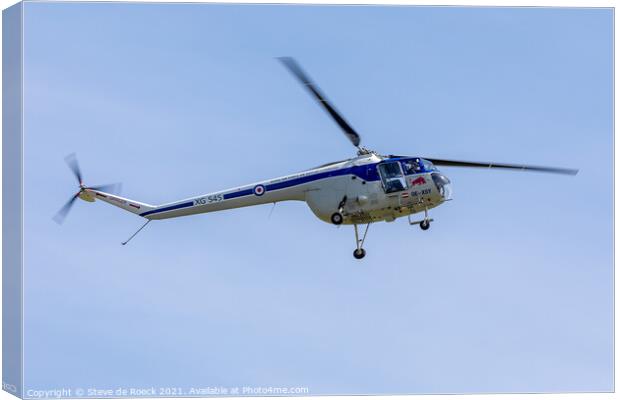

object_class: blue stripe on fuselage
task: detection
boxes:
[140,201,194,217]
[224,189,253,199]
[140,164,381,217]
[264,165,374,192]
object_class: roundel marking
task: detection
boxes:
[253,185,266,196]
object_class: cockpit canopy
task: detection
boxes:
[421,158,437,172]
[388,157,438,175]
[379,156,451,198]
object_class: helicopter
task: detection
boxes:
[54,57,578,259]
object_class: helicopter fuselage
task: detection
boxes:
[87,153,452,225]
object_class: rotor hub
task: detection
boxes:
[356,147,375,156]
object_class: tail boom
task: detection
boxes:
[84,189,156,216]
[139,184,305,220]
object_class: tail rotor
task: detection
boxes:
[53,153,122,224]
[52,193,81,225]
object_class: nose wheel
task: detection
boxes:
[352,223,370,260]
[408,207,433,231]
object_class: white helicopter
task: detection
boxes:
[55,57,578,259]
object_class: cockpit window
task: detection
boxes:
[401,159,422,175]
[421,159,437,172]
[431,172,453,200]
[378,162,407,193]
[380,162,403,178]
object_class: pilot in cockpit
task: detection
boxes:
[402,159,422,175]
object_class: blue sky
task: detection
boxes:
[21,3,612,395]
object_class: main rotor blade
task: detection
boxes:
[278,57,361,148]
[64,153,83,184]
[53,193,80,225]
[425,158,579,175]
[88,182,122,194]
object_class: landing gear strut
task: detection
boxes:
[353,223,370,259]
[420,207,430,231]
[331,196,348,225]
[408,206,433,230]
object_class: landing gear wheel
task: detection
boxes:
[331,212,343,225]
[420,220,430,230]
[352,223,370,259]
[353,248,366,259]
